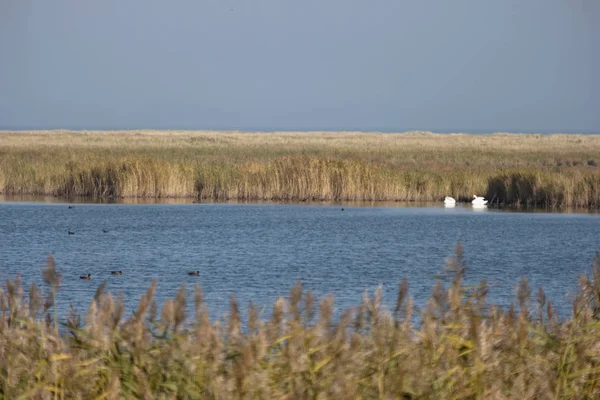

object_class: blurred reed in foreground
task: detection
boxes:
[1,245,600,399]
[1,130,599,207]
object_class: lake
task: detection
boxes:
[0,199,598,322]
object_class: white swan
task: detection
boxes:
[472,194,488,206]
[443,196,456,206]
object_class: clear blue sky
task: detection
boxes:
[1,0,598,132]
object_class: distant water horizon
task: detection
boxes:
[1,127,598,135]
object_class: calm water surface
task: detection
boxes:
[0,201,599,321]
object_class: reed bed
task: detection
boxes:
[1,245,600,399]
[1,130,599,207]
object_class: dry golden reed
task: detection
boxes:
[1,245,600,398]
[1,130,599,207]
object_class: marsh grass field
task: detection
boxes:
[1,130,600,207]
[2,246,600,399]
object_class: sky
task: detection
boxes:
[0,0,598,132]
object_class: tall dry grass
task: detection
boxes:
[1,130,599,207]
[1,245,600,398]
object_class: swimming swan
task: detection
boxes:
[444,196,456,205]
[472,195,488,206]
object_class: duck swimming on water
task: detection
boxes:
[188,271,200,276]
[110,270,123,275]
[80,274,91,280]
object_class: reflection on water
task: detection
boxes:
[0,198,599,321]
[1,195,598,214]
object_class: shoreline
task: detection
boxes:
[1,195,599,215]
[1,130,599,208]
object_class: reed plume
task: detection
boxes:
[1,246,600,397]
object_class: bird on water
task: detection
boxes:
[443,196,456,205]
[110,270,123,275]
[188,271,200,276]
[80,274,91,280]
[471,195,488,206]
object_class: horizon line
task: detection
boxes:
[1,127,599,135]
